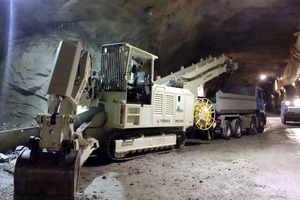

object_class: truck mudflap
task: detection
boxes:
[14,148,81,200]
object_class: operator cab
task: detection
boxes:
[127,56,153,104]
[100,43,157,105]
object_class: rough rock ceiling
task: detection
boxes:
[1,0,300,80]
[0,0,300,123]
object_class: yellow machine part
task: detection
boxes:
[194,98,215,130]
[14,149,81,200]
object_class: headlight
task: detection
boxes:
[294,99,300,106]
[77,105,89,114]
[285,101,291,106]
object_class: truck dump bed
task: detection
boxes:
[215,90,257,114]
[219,86,257,96]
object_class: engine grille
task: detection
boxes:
[101,43,129,91]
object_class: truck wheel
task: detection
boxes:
[257,116,265,133]
[256,112,265,133]
[231,119,242,138]
[247,118,257,135]
[222,120,232,140]
[282,116,287,125]
[257,125,265,133]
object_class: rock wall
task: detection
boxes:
[0,33,105,128]
[0,35,61,127]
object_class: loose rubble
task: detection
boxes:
[0,146,29,175]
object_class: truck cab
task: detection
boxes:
[256,87,266,113]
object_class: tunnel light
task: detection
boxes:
[2,0,15,98]
[260,74,267,80]
[274,79,278,91]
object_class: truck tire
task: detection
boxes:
[257,125,265,133]
[257,118,265,133]
[281,116,287,125]
[222,120,232,140]
[257,113,265,133]
[231,119,242,138]
[246,118,257,135]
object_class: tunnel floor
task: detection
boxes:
[1,115,300,199]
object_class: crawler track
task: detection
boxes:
[98,128,186,161]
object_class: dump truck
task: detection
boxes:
[13,40,266,199]
[211,86,266,139]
